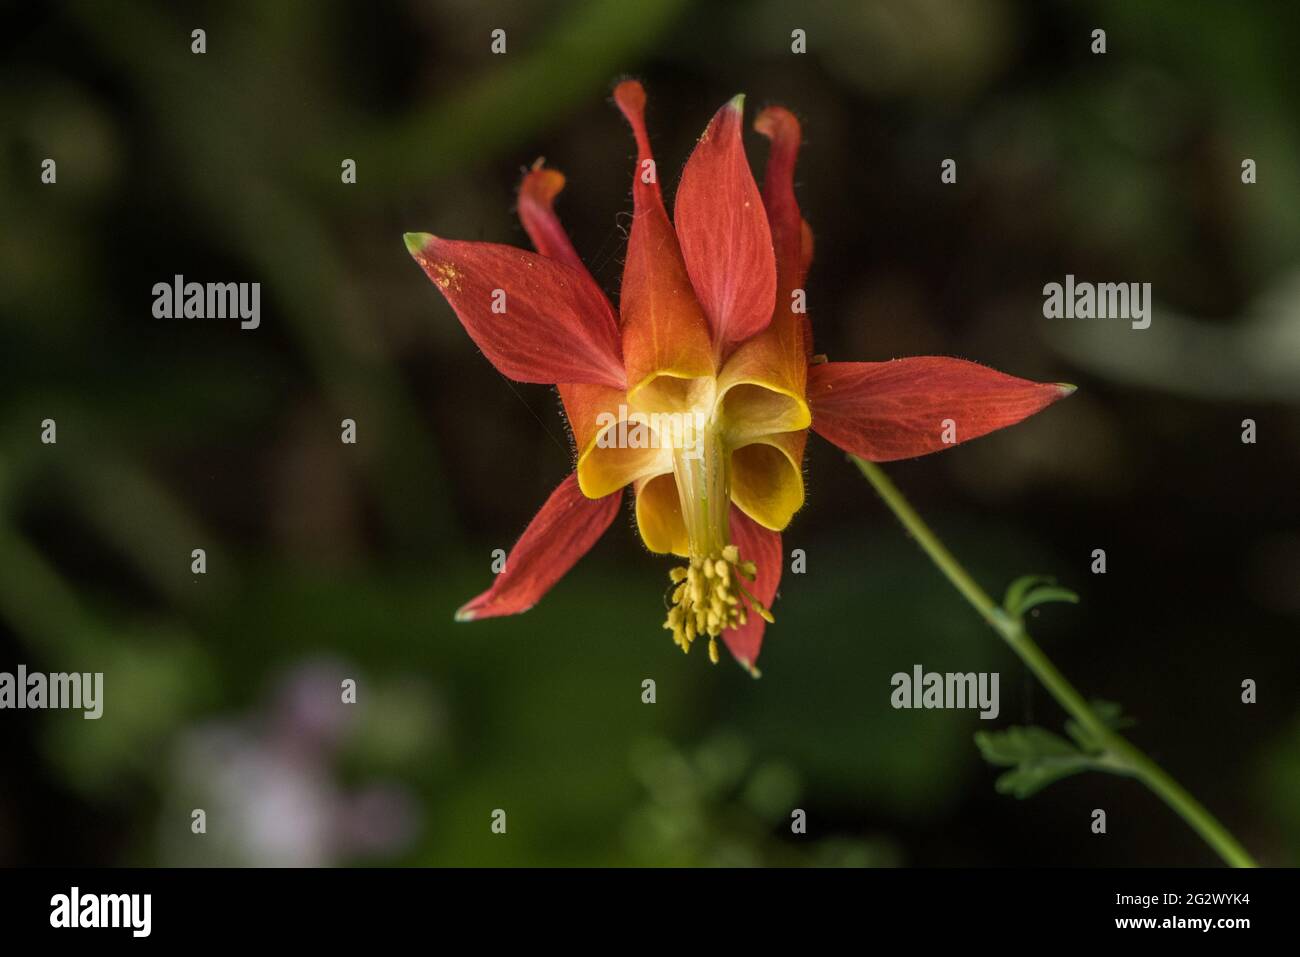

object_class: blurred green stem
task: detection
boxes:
[852,456,1257,868]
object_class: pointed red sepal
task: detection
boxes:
[808,358,1075,462]
[517,163,589,275]
[674,95,777,351]
[406,233,626,389]
[754,105,813,358]
[456,473,623,621]
[721,506,783,673]
[613,80,715,391]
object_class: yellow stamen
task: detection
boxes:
[656,415,774,661]
[660,548,773,656]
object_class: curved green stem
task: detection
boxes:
[852,456,1257,868]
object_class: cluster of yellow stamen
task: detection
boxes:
[663,545,773,664]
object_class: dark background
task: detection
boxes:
[1,0,1297,866]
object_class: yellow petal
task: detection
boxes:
[578,443,668,499]
[563,382,668,499]
[634,472,689,556]
[632,373,717,417]
[730,430,807,531]
[715,315,810,446]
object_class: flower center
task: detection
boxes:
[660,422,773,662]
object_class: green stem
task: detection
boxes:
[852,456,1257,868]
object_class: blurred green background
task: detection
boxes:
[2,0,1298,866]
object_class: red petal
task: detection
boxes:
[514,165,632,461]
[808,358,1075,462]
[406,233,625,389]
[517,163,591,275]
[456,473,622,621]
[673,96,777,351]
[613,80,715,391]
[754,105,813,357]
[721,506,782,672]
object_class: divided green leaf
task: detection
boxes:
[992,756,1098,798]
[975,725,1097,797]
[1002,574,1079,619]
[1065,699,1137,752]
[975,725,1077,765]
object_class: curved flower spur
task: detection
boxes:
[405,81,1073,675]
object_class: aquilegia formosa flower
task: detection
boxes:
[405,81,1072,675]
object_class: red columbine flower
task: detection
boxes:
[405,81,1073,675]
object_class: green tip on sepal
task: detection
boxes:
[404,232,433,256]
[1055,382,1078,396]
[453,604,476,622]
[728,93,746,113]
